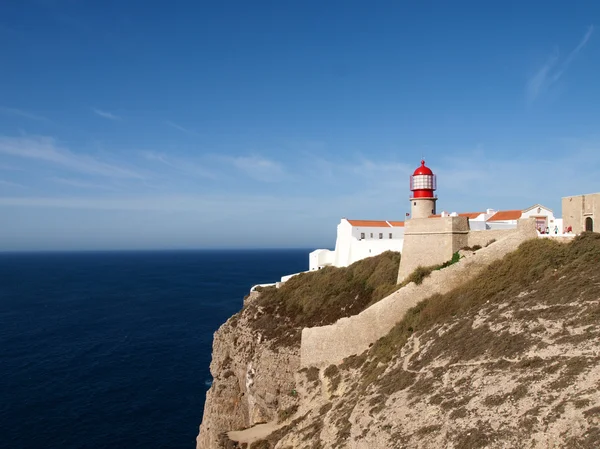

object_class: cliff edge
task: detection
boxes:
[197,252,401,448]
[198,233,600,448]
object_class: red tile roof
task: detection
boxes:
[347,220,391,227]
[487,210,522,221]
[387,221,405,227]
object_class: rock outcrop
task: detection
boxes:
[196,292,300,449]
[198,233,600,449]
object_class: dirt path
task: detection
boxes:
[227,421,281,444]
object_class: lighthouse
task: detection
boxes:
[398,158,469,283]
[410,160,437,219]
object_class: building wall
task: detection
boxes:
[396,216,469,283]
[469,220,487,231]
[309,249,335,271]
[300,218,539,368]
[521,205,560,232]
[309,220,405,270]
[563,193,600,233]
[486,221,517,230]
[333,219,405,267]
[340,238,404,267]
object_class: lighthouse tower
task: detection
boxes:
[410,160,437,219]
[397,158,469,283]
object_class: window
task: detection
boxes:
[360,232,365,239]
[389,233,392,239]
[379,233,383,239]
[370,233,373,238]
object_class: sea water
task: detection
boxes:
[0,249,308,449]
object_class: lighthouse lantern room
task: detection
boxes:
[409,160,437,219]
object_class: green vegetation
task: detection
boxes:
[246,251,401,346]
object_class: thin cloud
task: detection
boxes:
[50,177,118,191]
[165,121,198,135]
[141,151,217,179]
[0,135,144,179]
[227,155,286,182]
[0,179,25,188]
[0,163,23,171]
[0,106,50,122]
[92,108,121,121]
[528,26,594,101]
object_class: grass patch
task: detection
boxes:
[246,251,401,346]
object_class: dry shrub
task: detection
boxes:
[362,233,600,379]
[401,252,461,287]
[247,251,401,346]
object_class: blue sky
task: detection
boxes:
[1,1,599,250]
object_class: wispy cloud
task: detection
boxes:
[0,163,23,171]
[0,135,144,179]
[226,155,286,182]
[141,151,217,179]
[92,108,121,121]
[50,177,118,190]
[527,26,594,101]
[0,106,51,122]
[165,121,198,135]
[0,179,25,188]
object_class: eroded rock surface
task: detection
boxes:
[196,292,299,449]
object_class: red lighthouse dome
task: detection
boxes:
[410,160,436,198]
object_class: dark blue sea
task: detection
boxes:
[0,249,308,449]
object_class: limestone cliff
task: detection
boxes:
[196,291,300,449]
[197,252,401,448]
[198,234,600,449]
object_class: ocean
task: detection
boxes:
[0,249,309,449]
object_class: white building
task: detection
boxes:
[521,204,562,234]
[309,204,562,271]
[309,219,405,271]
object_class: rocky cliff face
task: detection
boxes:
[198,234,600,449]
[196,291,300,449]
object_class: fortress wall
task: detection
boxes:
[396,216,469,284]
[300,218,538,368]
[466,228,517,248]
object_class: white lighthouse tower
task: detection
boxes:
[409,160,437,219]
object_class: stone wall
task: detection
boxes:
[466,228,517,248]
[397,216,469,283]
[300,218,538,368]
